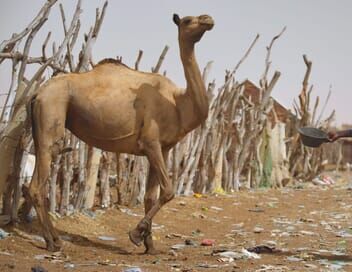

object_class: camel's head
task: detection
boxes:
[173,14,214,43]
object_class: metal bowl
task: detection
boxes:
[298,127,330,148]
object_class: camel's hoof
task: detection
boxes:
[129,229,143,247]
[144,247,162,255]
[46,243,61,252]
[46,239,62,252]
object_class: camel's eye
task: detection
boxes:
[183,18,192,25]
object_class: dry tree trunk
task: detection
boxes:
[49,154,62,213]
[100,151,112,208]
[59,133,75,215]
[83,147,101,209]
[0,0,111,218]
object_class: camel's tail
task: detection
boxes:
[26,94,38,144]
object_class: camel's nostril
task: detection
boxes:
[199,15,214,28]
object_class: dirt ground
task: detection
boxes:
[0,174,352,272]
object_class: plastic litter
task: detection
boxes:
[241,248,261,259]
[253,226,264,233]
[31,266,48,272]
[247,245,275,254]
[210,206,224,211]
[201,239,215,246]
[82,209,96,219]
[312,174,335,186]
[193,193,202,198]
[123,267,143,272]
[171,244,186,250]
[185,239,196,246]
[98,235,117,241]
[0,228,9,239]
[64,263,75,269]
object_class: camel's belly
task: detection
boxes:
[65,95,144,154]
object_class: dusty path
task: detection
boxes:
[0,180,351,271]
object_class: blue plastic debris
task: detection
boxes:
[0,228,9,239]
[123,267,142,272]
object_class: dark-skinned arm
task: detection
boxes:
[328,129,352,142]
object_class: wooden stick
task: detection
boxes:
[152,45,169,73]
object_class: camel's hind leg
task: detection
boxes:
[27,98,65,251]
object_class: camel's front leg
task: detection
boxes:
[129,142,174,253]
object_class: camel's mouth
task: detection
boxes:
[200,18,214,30]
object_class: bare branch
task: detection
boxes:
[152,45,169,73]
[134,50,143,70]
[0,0,57,53]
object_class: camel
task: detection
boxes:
[25,13,214,253]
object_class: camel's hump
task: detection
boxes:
[95,58,130,69]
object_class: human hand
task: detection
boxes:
[327,131,339,142]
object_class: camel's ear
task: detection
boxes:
[173,14,180,26]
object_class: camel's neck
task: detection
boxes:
[177,41,209,134]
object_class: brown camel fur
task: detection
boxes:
[25,14,214,253]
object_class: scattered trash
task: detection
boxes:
[82,209,96,219]
[255,264,289,271]
[0,228,9,239]
[191,229,202,236]
[119,207,141,217]
[201,239,215,246]
[178,201,186,206]
[247,245,275,254]
[191,212,207,219]
[318,259,352,271]
[31,266,48,272]
[98,235,117,241]
[212,187,226,195]
[152,223,164,230]
[210,206,223,211]
[34,255,46,260]
[253,226,264,233]
[31,235,45,243]
[64,263,75,269]
[168,249,178,257]
[267,202,277,208]
[193,193,202,198]
[213,249,261,260]
[248,208,265,213]
[232,222,244,228]
[241,248,261,259]
[312,174,335,186]
[197,263,219,268]
[171,244,186,250]
[335,230,352,238]
[299,230,316,236]
[286,256,303,262]
[185,239,196,246]
[165,233,186,239]
[217,257,234,263]
[123,267,143,272]
[304,263,318,269]
[216,251,243,259]
[34,252,67,263]
[263,240,277,247]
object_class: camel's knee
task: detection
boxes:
[28,186,41,206]
[160,188,174,204]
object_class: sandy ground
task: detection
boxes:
[0,176,351,272]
